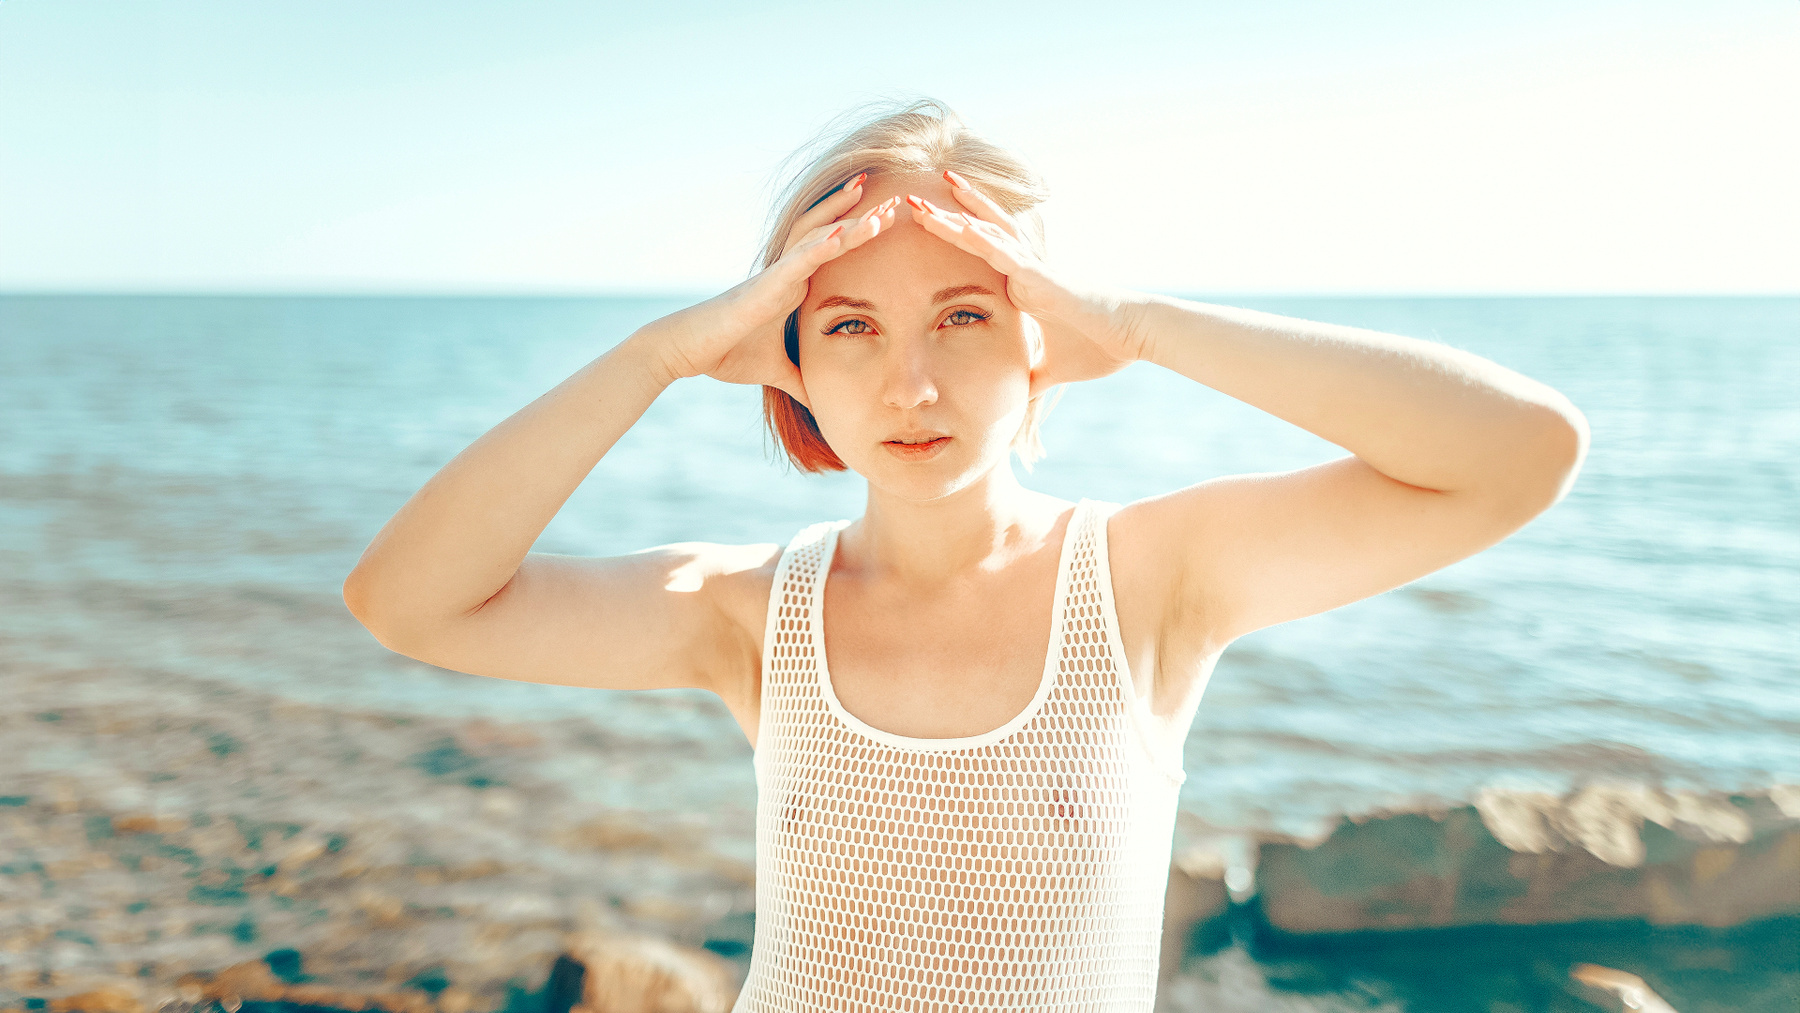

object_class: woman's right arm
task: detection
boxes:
[341,184,899,696]
[341,336,741,693]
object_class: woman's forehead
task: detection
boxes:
[808,187,1006,310]
[808,231,1004,312]
[845,169,954,217]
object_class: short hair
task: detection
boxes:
[756,98,1061,474]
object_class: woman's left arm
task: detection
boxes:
[1116,295,1590,647]
[1135,296,1586,509]
[908,176,1590,656]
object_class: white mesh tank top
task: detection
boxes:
[734,498,1189,1013]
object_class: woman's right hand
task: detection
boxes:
[633,175,899,407]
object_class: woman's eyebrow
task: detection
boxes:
[815,285,995,312]
[932,284,997,304]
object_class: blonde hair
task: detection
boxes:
[757,98,1063,473]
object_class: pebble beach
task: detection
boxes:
[4,656,1796,1012]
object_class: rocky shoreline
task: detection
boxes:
[0,666,757,1013]
[3,664,1795,1012]
[1159,787,1800,1010]
[1164,783,1800,945]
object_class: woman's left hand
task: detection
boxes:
[906,172,1149,396]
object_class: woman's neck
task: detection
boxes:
[839,463,1068,587]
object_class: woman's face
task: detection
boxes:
[797,172,1037,501]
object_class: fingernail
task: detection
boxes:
[848,172,867,191]
[919,196,939,212]
[905,194,926,211]
[943,169,970,190]
[827,224,844,239]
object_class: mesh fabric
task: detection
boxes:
[734,499,1188,1012]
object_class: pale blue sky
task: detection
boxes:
[2,0,1795,294]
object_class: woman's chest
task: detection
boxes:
[820,577,1056,740]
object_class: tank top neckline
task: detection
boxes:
[807,498,1092,752]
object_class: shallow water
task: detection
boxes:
[1,294,1795,841]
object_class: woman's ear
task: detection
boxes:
[782,311,815,411]
[1023,314,1054,398]
[784,367,814,412]
[1022,313,1047,367]
[776,349,813,411]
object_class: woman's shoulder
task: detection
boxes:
[670,532,827,647]
[652,539,785,613]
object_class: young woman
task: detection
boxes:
[343,100,1588,1011]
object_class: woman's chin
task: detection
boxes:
[849,447,1009,502]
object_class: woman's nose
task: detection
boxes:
[880,336,939,410]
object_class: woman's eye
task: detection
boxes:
[825,318,871,335]
[943,309,989,327]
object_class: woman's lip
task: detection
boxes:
[882,436,951,459]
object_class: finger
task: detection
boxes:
[904,195,1024,274]
[792,195,898,261]
[781,172,869,256]
[908,194,994,241]
[768,196,899,293]
[915,195,994,237]
[836,194,900,250]
[942,169,1023,239]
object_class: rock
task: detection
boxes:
[352,890,410,927]
[1254,784,1800,934]
[46,985,144,1013]
[560,815,687,854]
[457,719,543,753]
[161,960,434,1013]
[565,932,739,1013]
[1159,851,1230,982]
[702,855,755,888]
[274,835,330,872]
[1569,964,1678,1013]
[279,985,383,1010]
[620,895,710,926]
[110,815,187,836]
[194,962,284,1004]
[1480,784,1752,867]
[365,992,434,1013]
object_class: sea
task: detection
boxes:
[1,294,1795,842]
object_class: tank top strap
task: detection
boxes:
[1067,497,1115,595]
[756,517,848,771]
[1054,496,1130,709]
[1072,498,1125,627]
[1069,497,1188,783]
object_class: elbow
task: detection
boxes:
[342,564,486,662]
[1542,398,1590,500]
[1465,398,1589,522]
[342,566,377,627]
[341,567,413,654]
[1510,400,1590,515]
[341,569,365,619]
